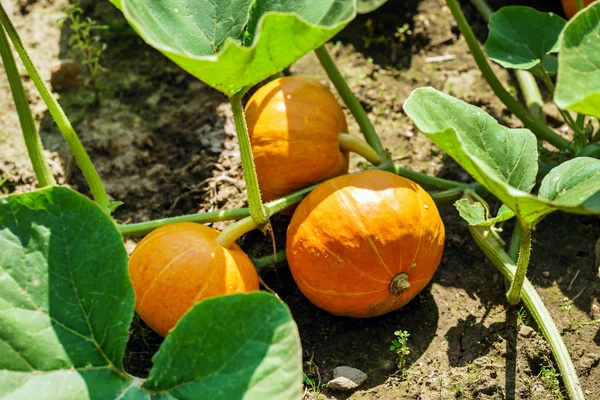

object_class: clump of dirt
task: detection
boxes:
[1,0,599,399]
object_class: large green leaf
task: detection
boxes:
[403,87,538,207]
[403,88,600,225]
[357,0,388,14]
[555,2,600,118]
[145,292,303,400]
[0,186,135,397]
[110,0,355,96]
[485,6,566,70]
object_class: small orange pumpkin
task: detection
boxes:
[562,0,594,18]
[245,76,349,209]
[286,170,445,317]
[128,222,259,336]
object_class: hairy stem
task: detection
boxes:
[314,45,393,170]
[577,0,584,12]
[506,223,532,305]
[0,4,110,212]
[338,133,382,166]
[447,0,573,153]
[0,25,55,187]
[470,225,584,400]
[229,93,269,226]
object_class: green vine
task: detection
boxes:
[0,25,55,187]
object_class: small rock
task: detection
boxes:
[542,271,550,278]
[518,325,536,338]
[50,59,83,91]
[326,366,367,391]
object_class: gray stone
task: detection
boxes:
[326,366,368,391]
[518,325,536,338]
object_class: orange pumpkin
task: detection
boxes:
[562,0,594,18]
[245,76,349,210]
[128,222,259,336]
[286,170,445,317]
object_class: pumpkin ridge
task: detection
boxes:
[137,241,209,310]
[298,275,388,297]
[190,251,224,303]
[406,183,427,275]
[318,244,390,285]
[330,180,395,279]
[130,228,177,258]
[380,184,405,272]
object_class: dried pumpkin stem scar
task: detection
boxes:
[389,273,411,296]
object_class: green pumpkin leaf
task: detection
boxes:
[144,292,302,400]
[403,87,538,206]
[485,6,566,70]
[404,88,600,225]
[0,186,135,398]
[554,2,600,118]
[455,199,514,226]
[357,0,388,14]
[538,157,600,212]
[112,0,355,96]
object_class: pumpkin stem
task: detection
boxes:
[389,273,411,296]
[338,133,382,166]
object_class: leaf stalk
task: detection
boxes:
[229,93,269,226]
[506,222,532,304]
[0,25,55,187]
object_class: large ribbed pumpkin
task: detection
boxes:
[286,170,445,317]
[245,76,349,205]
[128,222,259,336]
[562,0,594,18]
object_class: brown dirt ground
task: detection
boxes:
[1,0,599,399]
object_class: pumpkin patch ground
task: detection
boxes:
[2,0,600,398]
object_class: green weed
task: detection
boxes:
[60,2,108,105]
[390,330,410,378]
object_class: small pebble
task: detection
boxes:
[542,271,550,278]
[327,366,368,391]
[518,325,536,338]
[50,59,83,91]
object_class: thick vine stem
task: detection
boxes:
[470,225,584,400]
[338,133,382,166]
[314,45,392,169]
[229,93,269,226]
[117,208,250,237]
[447,0,573,153]
[506,223,532,304]
[0,4,110,212]
[0,25,55,187]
